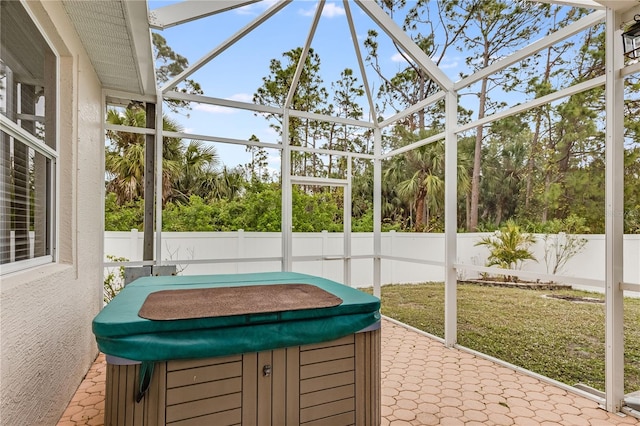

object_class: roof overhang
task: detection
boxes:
[62,0,156,97]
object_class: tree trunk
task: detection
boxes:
[526,46,552,209]
[470,76,488,231]
[415,192,426,230]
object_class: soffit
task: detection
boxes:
[62,0,156,96]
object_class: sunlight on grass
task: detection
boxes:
[364,283,640,394]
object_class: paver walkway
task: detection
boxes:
[58,318,640,425]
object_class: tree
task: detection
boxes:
[325,68,367,178]
[364,0,479,130]
[173,140,219,204]
[384,131,444,231]
[105,105,183,205]
[522,7,586,213]
[480,115,530,226]
[244,135,270,183]
[153,33,203,113]
[254,47,328,177]
[457,1,550,231]
[106,107,222,206]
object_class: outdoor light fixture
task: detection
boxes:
[623,14,640,59]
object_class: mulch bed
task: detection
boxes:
[461,279,572,291]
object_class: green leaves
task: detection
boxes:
[106,185,356,233]
[475,219,537,277]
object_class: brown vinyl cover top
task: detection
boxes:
[137,283,343,321]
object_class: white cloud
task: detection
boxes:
[322,3,345,18]
[432,53,460,70]
[268,152,281,165]
[193,93,253,114]
[229,93,253,102]
[439,60,459,70]
[391,52,409,63]
[194,104,235,114]
[299,2,345,18]
[236,0,278,15]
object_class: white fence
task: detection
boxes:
[104,230,640,295]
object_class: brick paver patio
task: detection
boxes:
[57,318,640,425]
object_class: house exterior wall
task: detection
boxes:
[0,1,104,425]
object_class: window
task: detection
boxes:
[0,1,57,274]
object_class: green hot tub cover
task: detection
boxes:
[93,272,380,362]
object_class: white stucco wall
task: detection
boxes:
[0,2,103,425]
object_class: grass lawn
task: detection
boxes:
[366,282,640,394]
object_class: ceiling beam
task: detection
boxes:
[285,0,324,108]
[149,0,261,30]
[123,0,156,95]
[344,0,379,125]
[532,0,604,9]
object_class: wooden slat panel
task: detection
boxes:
[301,371,355,394]
[145,362,166,426]
[107,363,159,426]
[166,376,242,406]
[300,398,355,423]
[116,365,127,426]
[300,344,354,365]
[242,352,257,425]
[125,365,137,426]
[166,392,241,423]
[300,357,354,380]
[302,410,355,426]
[355,333,366,426]
[301,335,354,351]
[105,364,115,426]
[131,365,145,426]
[256,351,272,426]
[355,329,381,426]
[167,354,241,371]
[168,407,242,426]
[167,361,242,388]
[271,348,287,425]
[300,384,355,409]
[372,329,381,425]
[285,346,300,425]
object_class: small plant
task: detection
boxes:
[104,255,128,304]
[164,242,194,274]
[542,214,589,275]
[475,220,537,282]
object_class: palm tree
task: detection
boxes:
[105,105,183,205]
[200,166,245,202]
[173,140,219,204]
[384,128,445,231]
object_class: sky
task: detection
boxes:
[146,0,587,172]
[147,0,448,171]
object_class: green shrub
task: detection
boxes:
[475,219,537,281]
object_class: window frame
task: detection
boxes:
[0,2,59,275]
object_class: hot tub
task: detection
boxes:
[93,272,381,426]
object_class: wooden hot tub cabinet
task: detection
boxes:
[94,272,382,426]
[105,327,380,426]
